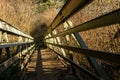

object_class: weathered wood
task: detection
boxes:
[2,32,9,42]
[45,0,93,36]
[49,47,101,80]
[0,45,34,73]
[47,43,120,64]
[45,8,120,39]
[0,31,2,43]
[0,20,33,39]
[21,47,35,69]
[53,30,67,57]
[5,47,12,59]
[65,21,109,79]
[0,42,33,49]
[18,36,23,42]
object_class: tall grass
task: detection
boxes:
[0,0,38,34]
[0,0,64,35]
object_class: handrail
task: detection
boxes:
[46,42,120,64]
[0,42,34,49]
[0,44,35,73]
[0,19,34,74]
[45,0,93,36]
[45,8,120,39]
[0,19,33,39]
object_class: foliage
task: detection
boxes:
[36,0,65,12]
[30,8,58,44]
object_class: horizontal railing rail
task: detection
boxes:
[45,8,120,39]
[0,42,34,49]
[45,0,93,36]
[48,47,102,80]
[0,19,33,39]
[0,18,34,75]
[46,42,120,64]
[0,42,34,73]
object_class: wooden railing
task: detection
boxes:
[44,0,120,80]
[0,19,34,75]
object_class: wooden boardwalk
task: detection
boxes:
[25,48,77,80]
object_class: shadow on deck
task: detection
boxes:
[25,48,77,80]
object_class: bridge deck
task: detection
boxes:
[25,48,77,80]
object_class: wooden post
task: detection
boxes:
[0,31,2,43]
[5,48,12,60]
[2,32,9,42]
[18,36,23,42]
[52,30,67,57]
[25,38,28,42]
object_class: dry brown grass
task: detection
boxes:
[40,8,59,26]
[0,0,38,34]
[0,0,63,35]
[0,0,59,43]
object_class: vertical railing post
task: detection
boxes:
[66,20,109,80]
[0,49,2,59]
[5,47,12,60]
[18,36,23,42]
[52,30,67,57]
[0,31,2,58]
[63,22,76,74]
[2,32,9,43]
[0,31,2,43]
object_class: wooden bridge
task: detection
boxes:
[0,0,120,80]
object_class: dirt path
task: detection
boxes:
[25,48,69,80]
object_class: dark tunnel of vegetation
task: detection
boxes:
[30,23,47,48]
